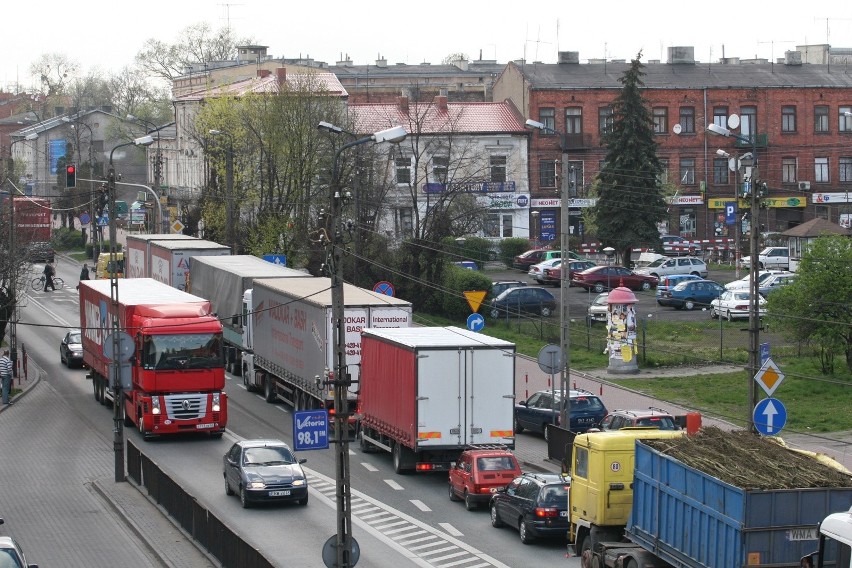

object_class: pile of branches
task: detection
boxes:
[642,427,852,490]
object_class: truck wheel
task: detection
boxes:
[392,443,411,474]
[263,376,275,403]
[138,413,152,440]
[123,404,133,427]
[93,376,101,402]
[579,536,592,568]
[243,371,252,392]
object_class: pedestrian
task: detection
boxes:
[1,349,13,405]
[77,263,90,290]
[43,261,56,292]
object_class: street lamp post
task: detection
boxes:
[317,121,407,568]
[531,210,540,248]
[707,122,760,432]
[208,130,236,252]
[525,118,572,427]
[128,114,163,191]
[716,148,745,279]
[107,135,154,482]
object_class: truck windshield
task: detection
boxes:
[142,333,223,370]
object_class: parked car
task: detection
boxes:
[571,265,658,293]
[587,292,609,324]
[223,439,308,508]
[489,287,557,318]
[528,258,562,283]
[634,256,708,279]
[710,290,767,321]
[449,448,522,511]
[490,280,527,299]
[659,234,702,257]
[489,472,572,544]
[0,533,37,568]
[655,274,703,305]
[657,279,724,311]
[598,408,679,431]
[758,272,797,297]
[542,260,596,287]
[725,270,791,291]
[59,329,84,368]
[741,246,790,270]
[26,241,55,263]
[512,249,561,271]
[514,389,608,440]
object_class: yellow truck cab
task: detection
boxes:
[569,428,685,556]
[95,252,125,279]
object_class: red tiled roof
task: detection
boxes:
[347,99,528,135]
[176,71,347,101]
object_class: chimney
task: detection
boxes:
[451,58,469,71]
[398,96,409,113]
[376,56,387,68]
[558,51,580,64]
[434,95,448,111]
[785,50,803,66]
[257,69,272,78]
[276,67,286,86]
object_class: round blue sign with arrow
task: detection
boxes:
[753,397,787,436]
[467,313,485,332]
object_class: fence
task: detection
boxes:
[127,441,275,568]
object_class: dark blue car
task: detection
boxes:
[514,389,608,440]
[655,274,702,306]
[657,279,724,311]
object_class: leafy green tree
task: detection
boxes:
[767,235,852,373]
[592,52,667,265]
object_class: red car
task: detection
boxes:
[571,265,658,293]
[449,448,522,511]
[542,260,596,287]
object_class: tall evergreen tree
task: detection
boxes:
[593,52,668,265]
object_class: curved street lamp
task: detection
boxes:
[128,114,163,189]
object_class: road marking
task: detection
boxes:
[361,462,379,472]
[410,499,431,512]
[438,523,463,537]
[384,479,404,490]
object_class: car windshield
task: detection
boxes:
[68,332,82,344]
[477,456,517,471]
[646,258,668,268]
[142,333,223,370]
[539,484,569,506]
[244,446,296,465]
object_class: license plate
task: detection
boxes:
[195,423,214,429]
[560,511,568,517]
[269,490,291,497]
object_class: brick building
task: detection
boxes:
[493,47,852,247]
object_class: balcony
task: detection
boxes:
[733,133,769,149]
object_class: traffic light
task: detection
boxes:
[65,164,77,188]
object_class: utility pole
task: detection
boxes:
[108,161,124,482]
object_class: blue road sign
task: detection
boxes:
[263,254,287,266]
[467,313,485,332]
[293,410,329,450]
[753,397,787,436]
[97,215,109,226]
[373,281,395,297]
[760,342,770,366]
[725,202,737,225]
[79,212,91,225]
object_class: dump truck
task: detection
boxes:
[242,277,412,412]
[570,428,852,568]
[187,255,311,375]
[358,326,516,474]
[79,278,227,438]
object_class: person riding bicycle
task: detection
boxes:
[43,262,56,292]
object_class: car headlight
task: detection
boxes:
[248,480,266,489]
[292,479,306,487]
[151,397,161,415]
[212,392,221,412]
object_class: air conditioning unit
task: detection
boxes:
[798,181,811,191]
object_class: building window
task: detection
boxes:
[565,107,582,134]
[713,158,728,184]
[741,106,757,138]
[395,157,411,185]
[840,157,852,183]
[485,213,513,238]
[841,107,852,132]
[432,156,448,183]
[539,107,555,132]
[782,157,797,183]
[598,107,613,135]
[713,106,728,129]
[815,106,829,133]
[679,158,695,185]
[397,208,413,237]
[653,107,668,134]
[567,161,583,197]
[539,160,557,188]
[490,155,507,183]
[781,106,797,133]
[679,107,695,134]
[502,214,513,238]
[658,158,669,185]
[815,157,829,183]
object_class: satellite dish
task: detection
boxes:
[672,124,682,135]
[727,114,740,129]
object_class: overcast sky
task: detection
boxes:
[3,0,852,92]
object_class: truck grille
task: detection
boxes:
[164,394,207,420]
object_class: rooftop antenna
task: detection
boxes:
[218,3,244,31]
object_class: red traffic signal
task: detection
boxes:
[65,164,77,188]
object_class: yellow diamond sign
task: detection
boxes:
[463,290,488,313]
[754,358,785,397]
